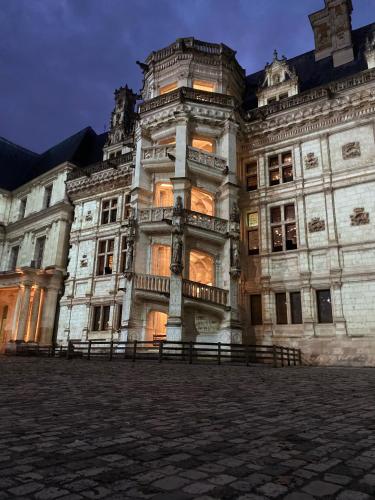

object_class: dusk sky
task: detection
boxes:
[0,0,373,153]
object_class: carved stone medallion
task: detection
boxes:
[304,152,319,169]
[350,208,369,226]
[342,142,361,160]
[308,218,325,233]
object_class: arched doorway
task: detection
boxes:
[146,310,168,342]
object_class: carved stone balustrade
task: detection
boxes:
[182,280,228,307]
[139,87,236,114]
[185,210,228,233]
[187,146,227,172]
[138,207,174,223]
[134,273,170,294]
[67,152,134,181]
[142,145,176,162]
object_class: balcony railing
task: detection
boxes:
[138,207,174,223]
[142,145,176,162]
[134,274,170,294]
[185,210,228,233]
[139,87,235,114]
[67,152,134,181]
[187,146,227,172]
[182,280,228,307]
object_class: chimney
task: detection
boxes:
[309,0,354,67]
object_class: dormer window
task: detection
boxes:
[159,82,178,95]
[193,80,215,92]
[192,137,214,153]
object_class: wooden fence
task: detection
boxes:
[11,340,303,368]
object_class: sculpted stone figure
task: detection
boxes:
[230,203,240,223]
[125,240,134,273]
[173,195,184,216]
[170,234,183,275]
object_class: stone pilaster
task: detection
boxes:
[16,283,32,341]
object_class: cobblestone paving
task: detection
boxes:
[1,358,375,499]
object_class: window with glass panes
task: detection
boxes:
[34,237,46,269]
[275,292,302,325]
[270,203,297,252]
[245,162,257,191]
[101,198,118,224]
[250,294,262,325]
[316,290,333,323]
[268,151,293,186]
[247,211,259,255]
[120,236,127,273]
[92,305,110,331]
[96,239,114,275]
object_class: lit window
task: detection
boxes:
[101,198,118,224]
[247,211,259,255]
[92,305,110,331]
[270,204,297,252]
[151,244,171,277]
[317,290,333,323]
[189,250,214,286]
[193,80,215,92]
[192,137,214,153]
[146,310,168,342]
[96,239,114,275]
[269,151,293,186]
[190,188,214,216]
[159,82,178,95]
[154,183,173,207]
[245,162,258,191]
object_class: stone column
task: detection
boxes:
[28,286,42,342]
[16,283,32,341]
[331,277,347,336]
[11,287,24,340]
[39,287,59,345]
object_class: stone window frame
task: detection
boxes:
[315,289,333,324]
[100,197,118,225]
[19,197,27,220]
[250,294,262,325]
[9,245,20,271]
[119,236,127,273]
[91,305,111,332]
[268,150,294,186]
[246,211,259,255]
[43,184,53,209]
[34,236,46,269]
[244,159,258,192]
[123,193,132,219]
[96,238,115,276]
[275,291,302,325]
[270,202,298,253]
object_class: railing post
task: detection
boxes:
[109,341,114,361]
[280,346,284,367]
[287,347,291,366]
[298,349,302,366]
[293,348,296,366]
[66,340,73,360]
[272,345,277,368]
[132,340,137,362]
[217,342,221,365]
[189,342,193,364]
[87,340,92,360]
[159,341,163,363]
[246,345,250,366]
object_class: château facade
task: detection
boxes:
[1,0,375,365]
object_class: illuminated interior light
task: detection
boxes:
[189,250,214,286]
[193,80,215,92]
[190,188,214,216]
[192,137,214,153]
[159,82,178,95]
[151,244,171,277]
[146,310,168,342]
[154,183,173,207]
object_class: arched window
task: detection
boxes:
[189,250,214,286]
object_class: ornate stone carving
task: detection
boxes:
[195,315,220,335]
[342,142,361,160]
[124,240,134,280]
[308,218,326,233]
[230,239,241,279]
[105,85,138,147]
[230,203,240,223]
[80,255,88,267]
[170,234,183,275]
[85,211,92,222]
[350,208,369,226]
[304,152,319,169]
[173,196,184,217]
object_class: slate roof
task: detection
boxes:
[243,22,375,111]
[0,127,107,191]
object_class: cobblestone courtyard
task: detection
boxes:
[1,359,375,499]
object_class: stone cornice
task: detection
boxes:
[242,86,375,152]
[5,201,73,234]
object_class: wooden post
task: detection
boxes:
[87,340,92,360]
[123,342,127,360]
[159,341,163,363]
[287,347,291,366]
[132,340,137,362]
[218,342,221,365]
[280,346,284,367]
[272,345,277,368]
[66,340,72,360]
[246,345,250,366]
[59,345,63,357]
[298,349,302,366]
[109,341,114,361]
[189,341,193,364]
[293,348,296,366]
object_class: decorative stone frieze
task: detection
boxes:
[304,152,319,169]
[80,255,88,267]
[350,208,370,226]
[342,142,361,159]
[308,218,326,233]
